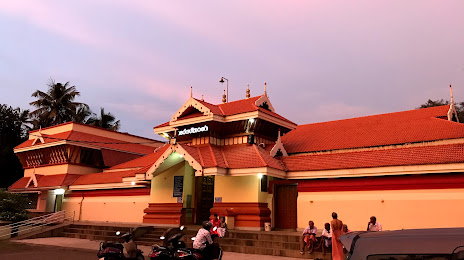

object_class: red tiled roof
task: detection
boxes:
[71,168,148,185]
[8,174,81,190]
[155,95,295,130]
[8,177,31,190]
[178,144,285,170]
[216,96,261,116]
[16,131,157,155]
[282,143,464,172]
[282,106,464,153]
[109,145,170,170]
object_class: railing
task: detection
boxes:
[0,210,74,239]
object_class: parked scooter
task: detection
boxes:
[97,230,144,260]
[148,226,188,260]
[149,225,222,260]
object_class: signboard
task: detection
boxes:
[178,125,208,136]
[173,176,184,197]
[214,197,222,203]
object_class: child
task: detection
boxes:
[217,216,228,237]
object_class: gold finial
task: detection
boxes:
[190,86,193,98]
[222,89,226,103]
[246,84,250,99]
[264,82,267,95]
[201,95,204,101]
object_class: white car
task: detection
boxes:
[340,228,464,260]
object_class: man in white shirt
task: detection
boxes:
[300,220,317,254]
[367,216,382,231]
[193,221,213,259]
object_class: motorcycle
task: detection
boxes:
[149,226,222,260]
[97,230,144,260]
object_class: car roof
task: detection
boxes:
[340,228,464,260]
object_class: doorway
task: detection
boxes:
[54,194,63,212]
[195,176,215,224]
[274,185,298,230]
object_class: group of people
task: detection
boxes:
[300,214,382,259]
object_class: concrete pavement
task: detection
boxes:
[12,237,307,260]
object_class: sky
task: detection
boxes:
[1,1,463,140]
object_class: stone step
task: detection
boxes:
[59,223,332,259]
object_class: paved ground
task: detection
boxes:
[7,237,306,260]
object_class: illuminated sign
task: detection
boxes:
[178,125,208,136]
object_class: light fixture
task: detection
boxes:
[162,133,169,138]
[249,118,255,124]
[131,181,135,186]
[258,173,263,179]
[54,189,65,195]
[219,77,229,102]
[179,154,184,158]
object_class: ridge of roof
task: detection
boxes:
[282,105,463,154]
[29,121,160,142]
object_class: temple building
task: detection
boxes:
[9,85,464,231]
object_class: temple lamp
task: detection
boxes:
[219,77,229,103]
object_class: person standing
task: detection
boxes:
[367,216,382,231]
[331,212,345,260]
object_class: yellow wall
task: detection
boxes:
[297,188,464,231]
[215,175,268,203]
[150,161,185,203]
[62,195,149,223]
[182,162,195,208]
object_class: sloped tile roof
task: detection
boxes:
[109,145,170,170]
[155,95,295,129]
[282,105,464,154]
[71,167,148,185]
[8,174,81,190]
[178,143,285,170]
[16,131,157,154]
[282,143,464,171]
[8,177,31,190]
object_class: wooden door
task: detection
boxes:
[195,176,215,224]
[274,185,298,230]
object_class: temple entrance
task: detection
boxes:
[195,176,215,224]
[274,184,298,230]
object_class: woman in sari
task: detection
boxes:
[331,212,345,260]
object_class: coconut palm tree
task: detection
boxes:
[87,107,120,131]
[29,79,89,128]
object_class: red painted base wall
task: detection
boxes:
[210,202,271,228]
[143,203,183,225]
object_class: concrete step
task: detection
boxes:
[59,223,332,259]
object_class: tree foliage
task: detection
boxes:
[29,79,120,130]
[87,107,121,131]
[417,99,464,122]
[29,79,89,128]
[0,105,30,188]
[0,190,29,222]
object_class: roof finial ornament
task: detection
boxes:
[201,94,204,101]
[222,89,226,103]
[246,84,250,99]
[264,82,267,96]
[190,86,193,98]
[448,84,460,122]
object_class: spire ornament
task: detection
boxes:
[448,85,459,122]
[222,89,226,103]
[246,84,250,99]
